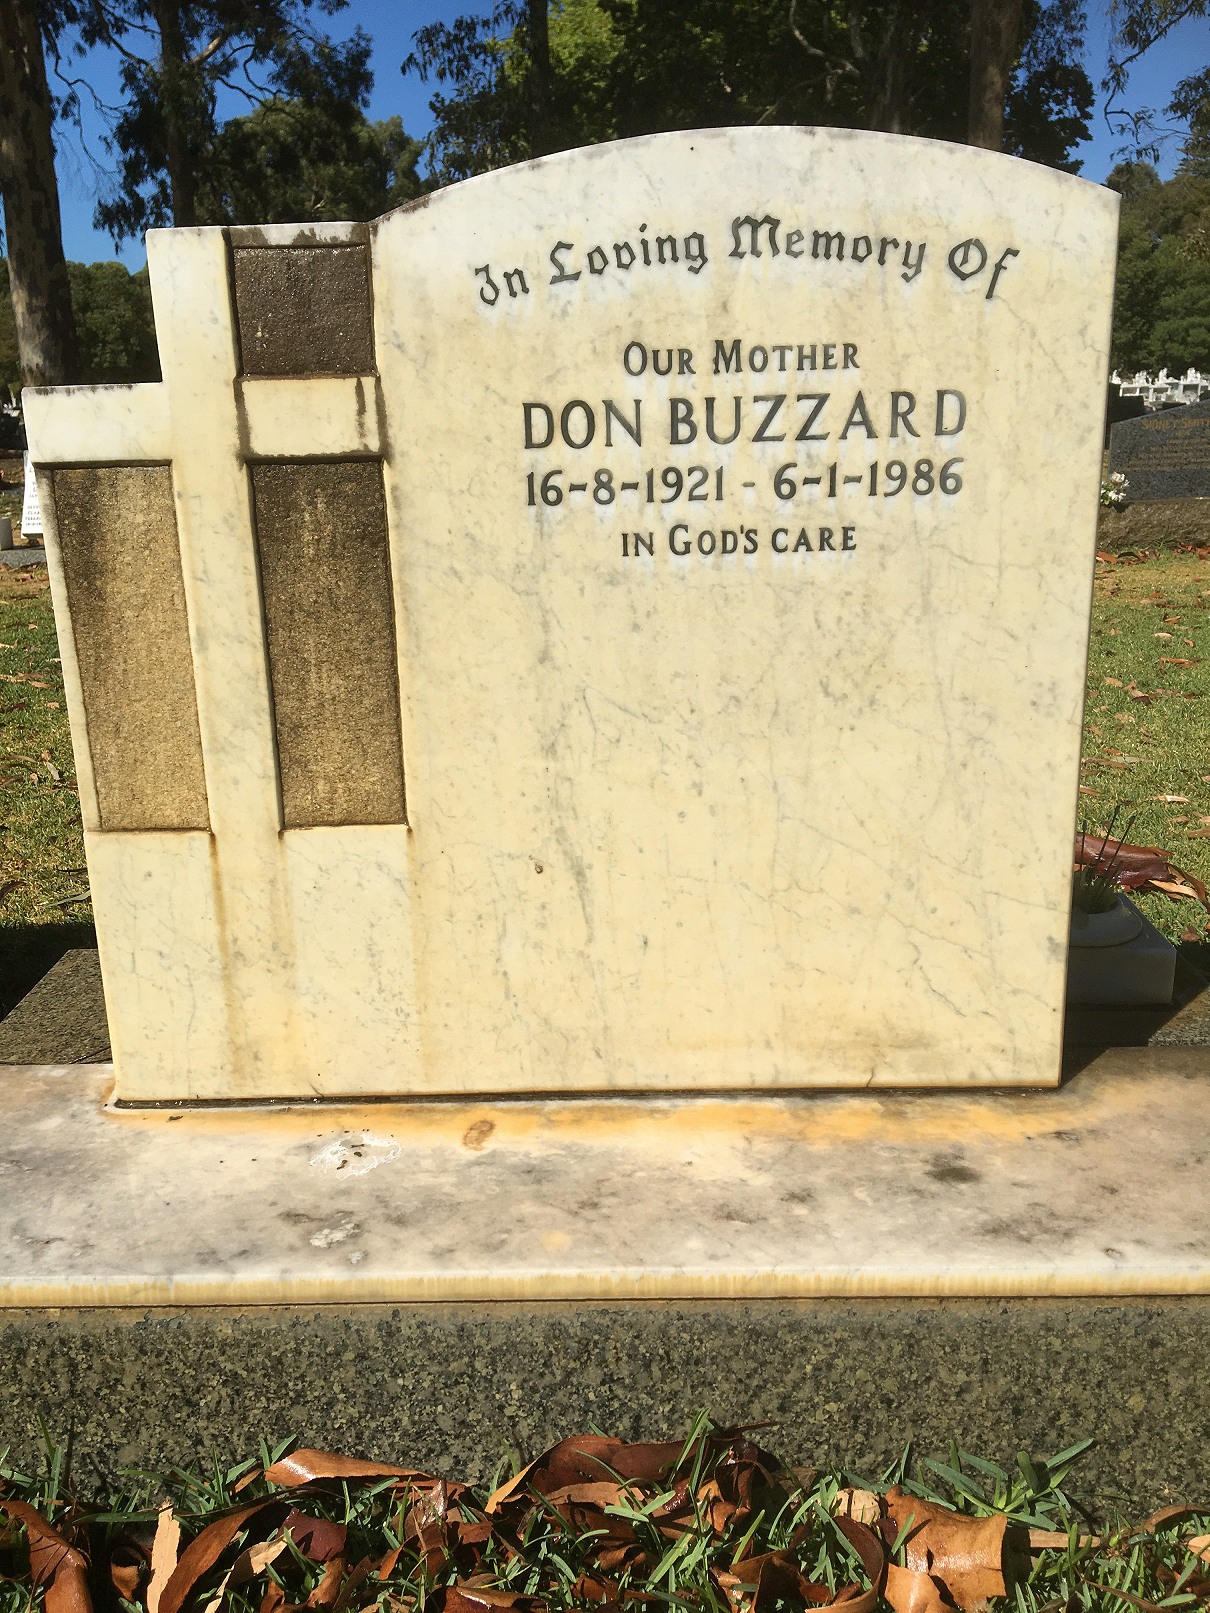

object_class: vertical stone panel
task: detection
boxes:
[251,460,406,827]
[233,244,374,377]
[51,466,209,831]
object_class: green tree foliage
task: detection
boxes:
[0,257,158,393]
[79,3,419,241]
[1108,160,1210,371]
[189,40,422,226]
[1103,0,1210,162]
[405,0,1093,185]
[66,259,158,382]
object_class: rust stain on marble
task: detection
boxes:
[97,1065,1171,1153]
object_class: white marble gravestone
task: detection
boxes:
[20,451,42,536]
[24,128,1118,1101]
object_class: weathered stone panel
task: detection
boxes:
[251,459,405,827]
[51,465,208,831]
[232,241,374,377]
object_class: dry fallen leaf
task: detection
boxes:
[0,1498,92,1613]
[1187,1534,1210,1564]
[884,1563,953,1613]
[109,1546,145,1601]
[835,1488,883,1526]
[158,1500,288,1613]
[264,1450,432,1487]
[884,1489,1009,1611]
[1149,879,1201,899]
[229,1538,289,1586]
[147,1503,181,1613]
[283,1510,348,1563]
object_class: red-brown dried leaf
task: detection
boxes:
[1139,1506,1210,1534]
[884,1490,1008,1611]
[437,1586,546,1613]
[542,1481,636,1543]
[834,1516,887,1590]
[486,1437,682,1513]
[1073,833,1210,911]
[109,1545,146,1602]
[283,1511,347,1564]
[157,1500,288,1613]
[696,1439,782,1539]
[883,1565,954,1613]
[572,1573,617,1605]
[402,1482,468,1575]
[329,1556,375,1613]
[305,1556,347,1609]
[716,1550,840,1613]
[455,1520,494,1549]
[0,1498,93,1613]
[264,1452,433,1488]
[596,1543,645,1577]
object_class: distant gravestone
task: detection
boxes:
[1108,397,1210,500]
[24,129,1119,1102]
[20,451,42,536]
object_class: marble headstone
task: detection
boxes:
[1108,398,1210,501]
[20,451,42,536]
[24,128,1118,1101]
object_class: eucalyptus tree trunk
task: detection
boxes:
[0,0,80,385]
[526,0,554,157]
[967,0,1025,149]
[149,0,199,226]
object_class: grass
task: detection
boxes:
[5,543,1210,1015]
[1081,547,1210,968]
[1,1425,1208,1613]
[0,564,94,1016]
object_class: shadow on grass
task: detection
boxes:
[0,919,97,1020]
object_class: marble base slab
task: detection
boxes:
[2,1051,1209,1307]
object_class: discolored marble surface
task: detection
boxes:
[24,131,1119,1100]
[2,1052,1208,1309]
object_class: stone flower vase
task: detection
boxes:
[1069,895,1144,949]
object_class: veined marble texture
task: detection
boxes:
[1,1055,1208,1306]
[23,130,1119,1100]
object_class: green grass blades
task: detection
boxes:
[0,566,93,1015]
[2,1429,1210,1613]
[1083,551,1210,963]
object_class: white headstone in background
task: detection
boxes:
[25,129,1119,1100]
[21,451,43,536]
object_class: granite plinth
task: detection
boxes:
[1108,399,1210,501]
[3,1296,1209,1515]
[1067,899,1177,1005]
[0,950,111,1064]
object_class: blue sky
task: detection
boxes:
[48,1,1210,268]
